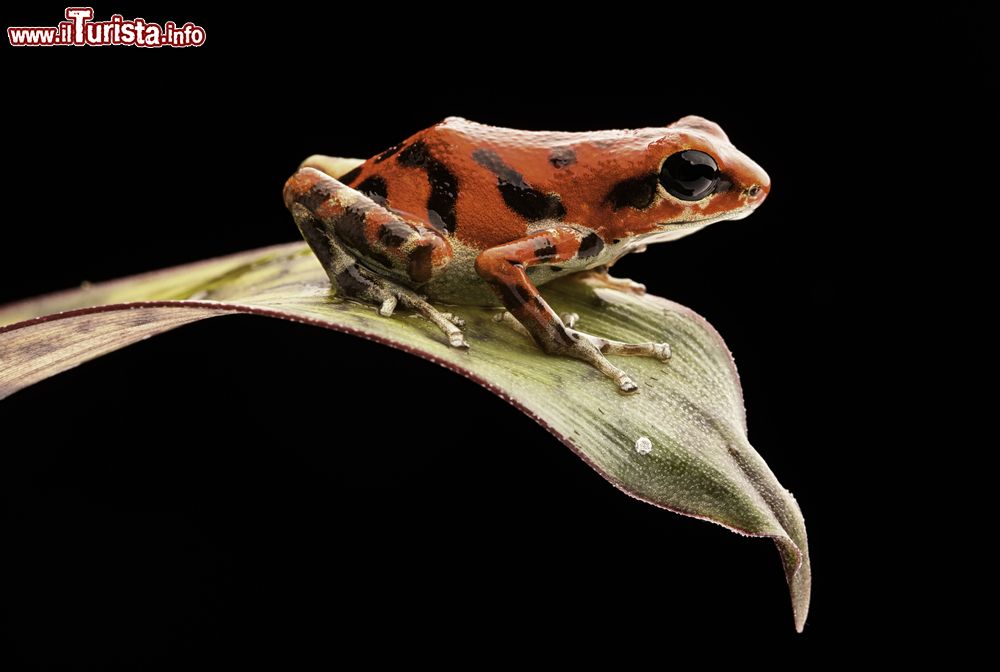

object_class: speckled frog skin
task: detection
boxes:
[284,116,769,392]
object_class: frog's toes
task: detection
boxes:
[440,312,466,327]
[560,312,580,328]
[493,310,532,339]
[391,291,468,349]
[584,332,671,362]
[618,376,639,394]
[379,296,398,317]
[571,269,647,295]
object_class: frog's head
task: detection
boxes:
[647,115,770,228]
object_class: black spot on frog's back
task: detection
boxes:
[338,165,363,185]
[499,181,566,221]
[357,175,389,205]
[472,148,566,222]
[397,141,430,168]
[397,140,459,233]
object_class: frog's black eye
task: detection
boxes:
[659,150,720,201]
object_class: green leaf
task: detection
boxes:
[0,160,810,632]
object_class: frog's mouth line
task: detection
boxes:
[640,206,755,245]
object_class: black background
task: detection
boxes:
[1,5,983,665]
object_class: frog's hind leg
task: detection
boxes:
[289,202,467,348]
[284,168,467,348]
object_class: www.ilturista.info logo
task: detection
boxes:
[8,7,206,47]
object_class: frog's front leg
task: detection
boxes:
[284,167,466,348]
[475,227,670,393]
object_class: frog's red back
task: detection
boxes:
[337,117,675,249]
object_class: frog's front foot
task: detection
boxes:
[476,229,670,393]
[494,310,670,393]
[555,326,671,394]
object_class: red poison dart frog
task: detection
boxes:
[284,116,769,392]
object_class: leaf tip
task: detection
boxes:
[779,533,811,633]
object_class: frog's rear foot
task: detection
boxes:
[290,203,467,349]
[381,284,469,348]
[350,264,467,348]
